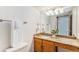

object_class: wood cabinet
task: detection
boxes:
[55,42,79,52]
[34,37,56,52]
[34,38,42,52]
[34,32,79,52]
[43,40,56,52]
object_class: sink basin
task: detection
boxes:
[38,34,52,39]
[40,35,51,39]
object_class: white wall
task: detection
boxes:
[22,7,40,51]
[0,7,25,20]
[40,13,50,32]
[75,7,79,38]
[12,7,40,51]
[72,7,77,36]
[72,7,79,38]
[0,6,40,51]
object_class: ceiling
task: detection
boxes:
[34,6,58,11]
[33,6,73,16]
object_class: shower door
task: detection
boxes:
[0,21,11,51]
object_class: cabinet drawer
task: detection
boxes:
[43,40,54,46]
[34,38,42,43]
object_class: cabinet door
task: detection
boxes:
[43,40,56,52]
[34,38,42,52]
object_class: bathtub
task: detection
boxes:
[5,43,28,52]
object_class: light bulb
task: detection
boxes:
[54,8,59,15]
[48,10,54,15]
[59,8,64,13]
[45,12,50,16]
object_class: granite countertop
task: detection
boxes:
[34,35,79,48]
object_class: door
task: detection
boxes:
[34,38,42,52]
[43,40,56,52]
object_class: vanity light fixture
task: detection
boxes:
[59,8,64,13]
[48,10,54,15]
[45,7,67,16]
[54,8,59,15]
[45,11,50,16]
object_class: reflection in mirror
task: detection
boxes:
[36,6,78,37]
[57,14,72,35]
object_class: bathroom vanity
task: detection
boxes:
[34,33,79,52]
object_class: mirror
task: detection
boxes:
[57,14,72,35]
[36,6,77,36]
